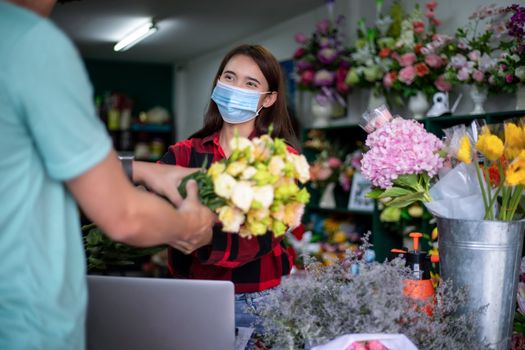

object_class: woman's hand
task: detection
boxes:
[132,161,201,206]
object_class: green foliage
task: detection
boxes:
[177,170,226,211]
[82,224,165,272]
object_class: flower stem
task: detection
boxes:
[474,161,490,219]
[482,166,494,220]
[507,185,524,221]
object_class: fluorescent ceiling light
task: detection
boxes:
[114,20,158,52]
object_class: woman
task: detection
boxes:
[158,44,300,341]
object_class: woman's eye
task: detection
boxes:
[247,82,258,88]
[223,74,234,81]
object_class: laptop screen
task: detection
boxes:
[86,275,235,350]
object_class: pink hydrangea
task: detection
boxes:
[361,118,444,188]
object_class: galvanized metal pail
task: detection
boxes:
[436,217,525,349]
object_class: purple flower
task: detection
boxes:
[468,50,481,61]
[313,70,335,87]
[451,54,467,69]
[294,33,307,45]
[318,48,337,65]
[316,19,331,34]
[318,37,331,49]
[457,67,470,81]
[296,60,313,71]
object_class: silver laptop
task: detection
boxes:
[86,275,235,350]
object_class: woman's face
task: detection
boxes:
[218,54,275,109]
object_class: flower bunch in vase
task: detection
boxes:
[360,106,444,208]
[293,16,352,119]
[442,120,525,221]
[382,1,453,118]
[178,132,311,237]
[345,0,402,108]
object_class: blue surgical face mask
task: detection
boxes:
[211,81,270,124]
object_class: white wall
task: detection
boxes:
[173,0,518,140]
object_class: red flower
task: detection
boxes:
[379,47,392,58]
[413,20,425,34]
[426,0,437,11]
[414,43,424,54]
[431,18,442,26]
[415,62,430,77]
[293,47,306,59]
[487,164,501,187]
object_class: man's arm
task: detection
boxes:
[67,150,215,254]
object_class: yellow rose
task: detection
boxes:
[270,202,285,221]
[476,133,504,161]
[218,206,245,232]
[213,173,237,199]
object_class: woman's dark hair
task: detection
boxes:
[189,44,299,150]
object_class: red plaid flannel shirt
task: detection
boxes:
[159,131,294,293]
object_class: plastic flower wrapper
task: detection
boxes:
[178,132,311,238]
[360,105,444,208]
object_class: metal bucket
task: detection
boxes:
[436,217,525,349]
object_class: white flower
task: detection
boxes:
[218,206,245,232]
[252,185,274,209]
[287,154,310,183]
[231,181,254,212]
[268,156,285,176]
[240,166,257,180]
[230,136,253,152]
[515,66,525,81]
[213,173,237,199]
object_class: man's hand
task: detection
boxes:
[133,162,200,206]
[171,180,216,254]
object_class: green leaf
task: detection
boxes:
[393,174,422,191]
[366,188,384,199]
[378,187,413,199]
[385,192,426,208]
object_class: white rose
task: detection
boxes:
[268,156,285,176]
[218,206,245,232]
[252,185,274,209]
[213,173,237,199]
[231,181,254,212]
[288,154,310,183]
[240,166,257,180]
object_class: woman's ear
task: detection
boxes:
[262,92,277,108]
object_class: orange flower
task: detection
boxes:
[415,62,430,77]
[379,47,392,58]
[486,163,501,187]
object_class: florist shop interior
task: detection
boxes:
[15,0,525,349]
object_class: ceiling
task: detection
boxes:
[51,0,323,64]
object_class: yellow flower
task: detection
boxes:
[333,231,347,243]
[272,220,286,237]
[207,162,226,180]
[505,151,525,186]
[457,135,472,164]
[476,132,504,161]
[408,204,423,218]
[218,206,245,232]
[213,173,237,199]
[504,123,525,160]
[431,227,438,241]
[283,202,305,228]
[226,161,247,177]
[268,156,285,176]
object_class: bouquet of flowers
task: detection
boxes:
[438,119,525,221]
[360,106,444,208]
[178,133,311,237]
[345,0,401,97]
[490,4,525,93]
[293,16,352,115]
[443,4,509,90]
[382,1,453,100]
